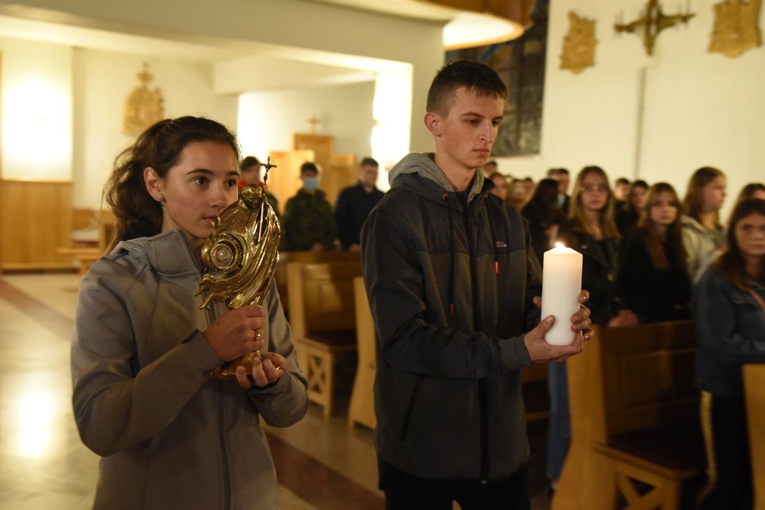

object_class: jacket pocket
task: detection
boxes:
[398,375,424,442]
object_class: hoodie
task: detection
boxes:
[361,153,542,481]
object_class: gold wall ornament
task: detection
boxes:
[560,12,597,74]
[709,0,762,58]
[196,160,281,379]
[615,0,695,55]
[122,63,165,137]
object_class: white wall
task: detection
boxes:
[0,36,73,181]
[498,0,765,219]
[238,80,375,161]
[72,48,237,209]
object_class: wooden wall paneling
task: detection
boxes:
[325,154,358,206]
[267,149,314,215]
[1,180,73,270]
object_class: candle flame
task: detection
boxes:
[555,242,566,249]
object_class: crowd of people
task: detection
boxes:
[489,164,763,508]
[70,59,763,510]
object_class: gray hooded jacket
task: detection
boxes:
[71,230,307,510]
[361,153,542,482]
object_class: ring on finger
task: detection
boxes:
[274,366,282,372]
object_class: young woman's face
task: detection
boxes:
[579,172,609,213]
[649,190,679,227]
[735,212,765,260]
[630,186,647,209]
[701,176,727,212]
[490,175,508,200]
[152,141,240,240]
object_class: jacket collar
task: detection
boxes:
[116,230,200,278]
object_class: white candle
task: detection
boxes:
[541,243,583,346]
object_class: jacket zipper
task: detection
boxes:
[398,376,424,441]
[460,196,490,482]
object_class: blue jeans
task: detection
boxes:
[546,360,570,483]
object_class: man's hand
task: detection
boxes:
[524,315,585,364]
[526,290,593,364]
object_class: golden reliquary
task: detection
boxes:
[196,183,281,379]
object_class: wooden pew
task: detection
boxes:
[553,321,703,510]
[348,276,376,430]
[274,251,360,316]
[287,260,363,417]
[743,363,765,510]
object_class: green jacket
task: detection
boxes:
[71,230,307,510]
[281,188,336,251]
[361,153,541,482]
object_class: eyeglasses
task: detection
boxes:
[582,185,608,193]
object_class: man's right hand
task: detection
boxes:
[524,315,585,364]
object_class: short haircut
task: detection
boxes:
[240,155,261,172]
[615,177,630,186]
[300,162,319,175]
[360,157,379,168]
[426,60,508,117]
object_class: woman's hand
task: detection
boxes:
[203,305,265,362]
[235,352,289,389]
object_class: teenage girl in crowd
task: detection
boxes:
[522,178,565,266]
[71,116,307,509]
[616,179,648,236]
[694,198,765,510]
[731,183,765,212]
[614,182,691,323]
[681,167,727,281]
[547,165,623,493]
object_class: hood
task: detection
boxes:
[113,229,200,277]
[388,153,488,203]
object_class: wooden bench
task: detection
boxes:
[56,247,102,277]
[287,260,363,417]
[554,321,703,510]
[348,276,376,430]
[743,363,765,510]
[274,251,360,316]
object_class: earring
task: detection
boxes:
[156,193,164,202]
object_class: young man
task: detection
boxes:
[239,155,280,218]
[281,162,336,251]
[334,157,384,251]
[361,60,592,509]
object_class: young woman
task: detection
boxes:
[547,166,623,492]
[681,167,727,280]
[694,198,765,510]
[616,179,648,236]
[71,116,307,509]
[615,183,691,323]
[486,171,508,201]
[522,178,564,266]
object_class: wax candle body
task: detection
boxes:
[541,245,583,346]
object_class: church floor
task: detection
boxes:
[0,273,552,510]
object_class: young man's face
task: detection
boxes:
[359,164,378,188]
[426,87,504,180]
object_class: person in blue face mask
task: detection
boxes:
[281,162,337,251]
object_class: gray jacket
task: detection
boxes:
[361,153,541,482]
[71,230,307,510]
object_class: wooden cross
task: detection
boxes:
[307,114,319,134]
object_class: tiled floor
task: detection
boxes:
[0,273,553,509]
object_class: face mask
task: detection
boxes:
[303,177,320,191]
